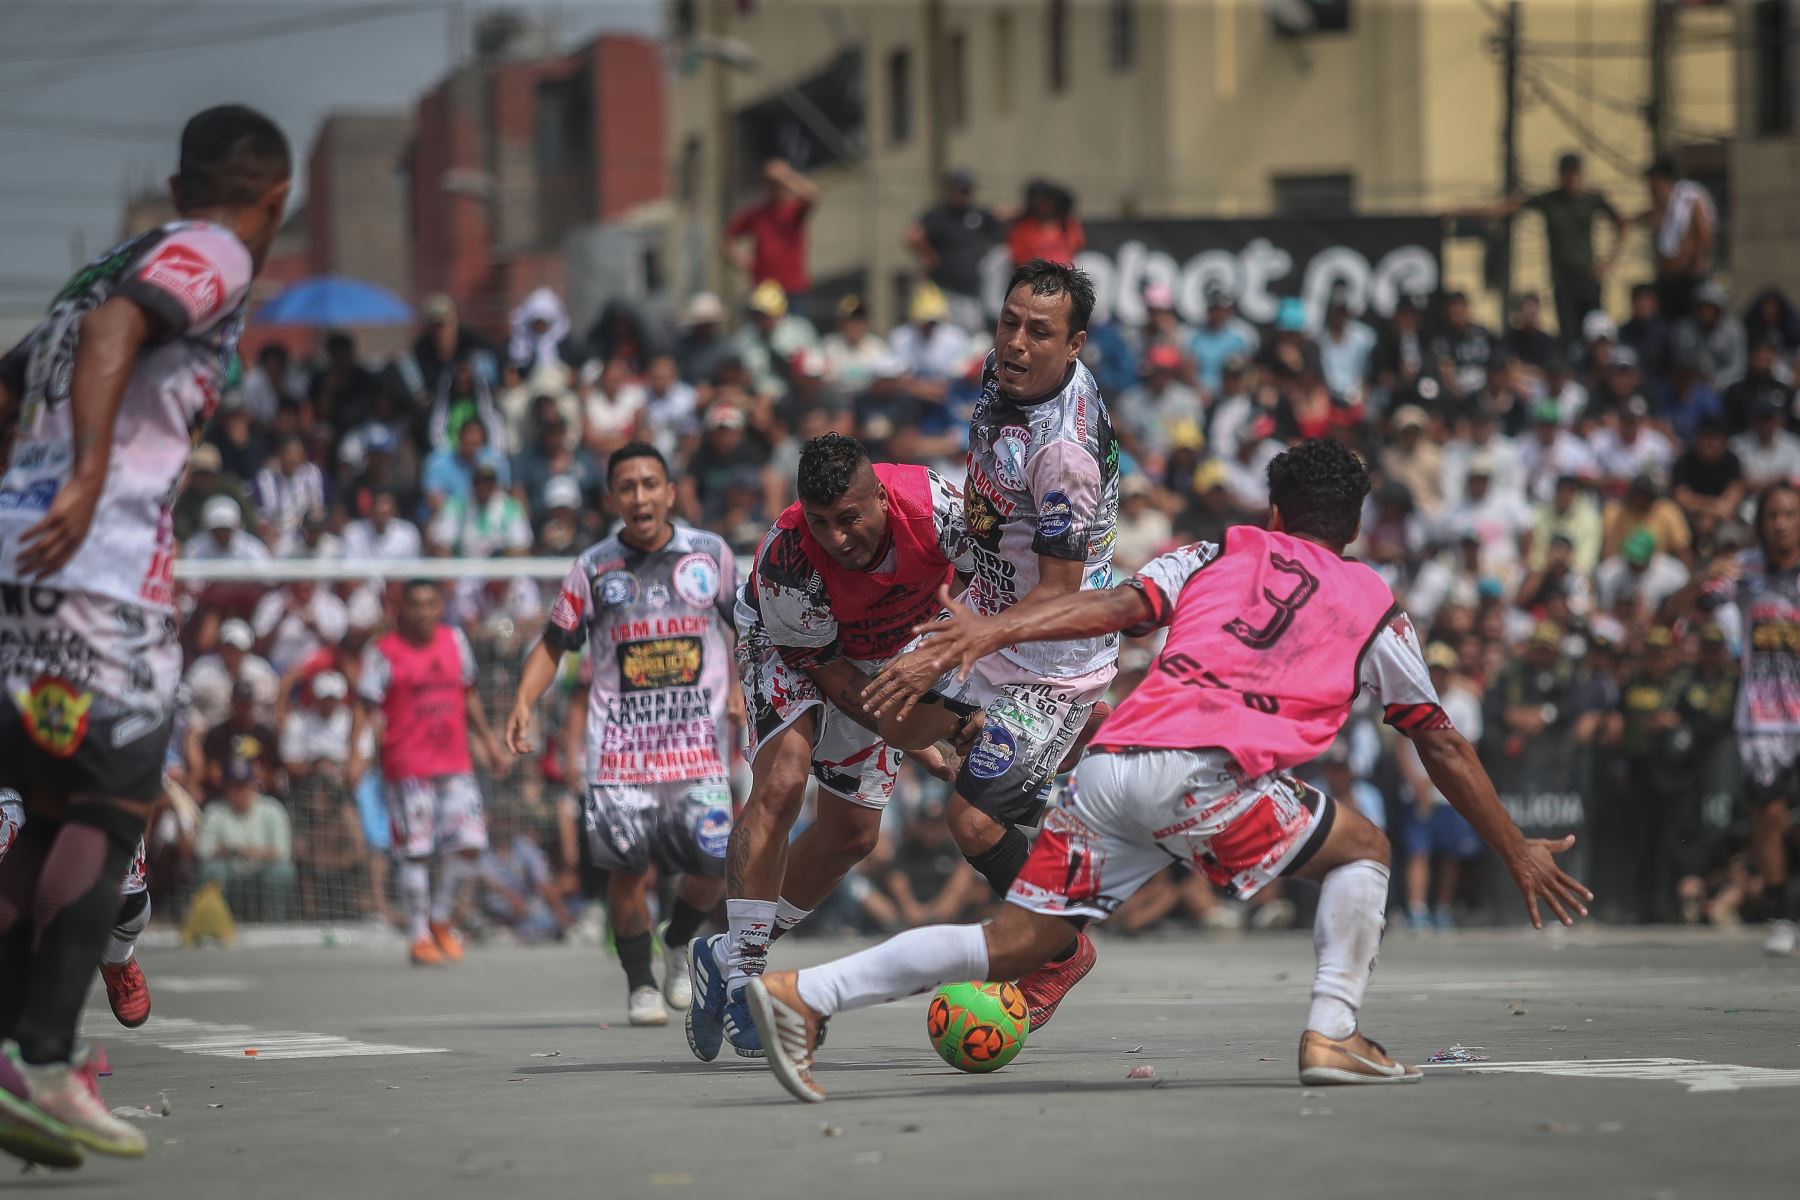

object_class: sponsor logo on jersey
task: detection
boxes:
[1038,491,1074,540]
[967,490,1003,543]
[598,570,639,608]
[645,581,672,609]
[617,636,703,691]
[992,426,1031,491]
[139,242,224,322]
[550,589,581,630]
[0,479,59,512]
[1086,565,1111,590]
[695,806,732,858]
[966,723,1017,780]
[15,677,94,758]
[672,552,720,607]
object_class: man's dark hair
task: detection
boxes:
[607,441,669,485]
[1004,259,1096,335]
[1645,154,1678,180]
[1557,152,1582,175]
[175,105,291,210]
[1266,438,1371,548]
[797,433,871,506]
[1755,482,1800,547]
[402,578,439,599]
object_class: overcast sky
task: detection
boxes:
[0,0,659,311]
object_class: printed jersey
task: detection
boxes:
[358,623,479,781]
[1717,548,1800,733]
[1096,528,1448,775]
[738,465,972,668]
[0,221,253,611]
[546,525,738,786]
[964,352,1119,678]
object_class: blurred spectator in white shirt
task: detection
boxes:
[1729,390,1800,489]
[1112,475,1174,576]
[820,296,893,392]
[1517,401,1597,503]
[1316,296,1376,404]
[1380,406,1444,518]
[253,582,350,677]
[342,490,423,560]
[637,352,701,464]
[280,670,354,781]
[1595,529,1690,618]
[1587,394,1676,486]
[253,436,327,550]
[183,496,271,563]
[1441,408,1525,507]
[185,619,280,730]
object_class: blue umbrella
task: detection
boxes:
[256,276,414,327]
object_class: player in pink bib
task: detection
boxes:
[742,439,1592,1103]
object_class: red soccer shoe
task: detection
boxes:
[99,960,151,1029]
[1016,928,1097,1031]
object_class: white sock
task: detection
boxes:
[1307,859,1391,1040]
[774,898,813,936]
[720,898,778,996]
[795,924,989,1018]
[401,860,431,942]
[431,855,475,925]
[102,892,151,966]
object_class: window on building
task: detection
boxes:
[1755,0,1795,137]
[1269,0,1353,37]
[1272,172,1354,216]
[947,31,968,130]
[732,48,866,196]
[1109,0,1136,71]
[672,0,696,41]
[535,75,592,241]
[677,136,702,205]
[996,10,1014,114]
[1048,0,1069,93]
[888,47,913,145]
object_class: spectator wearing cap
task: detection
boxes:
[638,352,701,464]
[727,158,818,301]
[1381,406,1444,517]
[533,475,587,556]
[1721,335,1797,437]
[1528,473,1604,575]
[1007,179,1083,267]
[890,283,970,390]
[1673,281,1748,387]
[1597,528,1691,619]
[1620,282,1673,380]
[183,494,271,563]
[1116,343,1204,474]
[1189,286,1260,398]
[1370,294,1431,415]
[253,580,350,678]
[1579,308,1620,391]
[184,618,280,733]
[1601,473,1692,561]
[408,292,498,400]
[1441,405,1524,506]
[422,417,510,515]
[1659,348,1724,445]
[1434,454,1533,582]
[732,281,819,402]
[1315,293,1376,406]
[1395,640,1487,931]
[1670,418,1746,547]
[681,402,771,528]
[428,460,533,559]
[201,679,284,797]
[1456,152,1622,346]
[1641,155,1717,320]
[512,404,602,521]
[1517,530,1596,618]
[1587,393,1675,488]
[909,169,1007,331]
[1518,399,1597,503]
[1584,341,1645,425]
[280,670,354,784]
[820,296,894,392]
[1138,282,1195,362]
[1730,386,1800,490]
[1112,474,1174,577]
[1431,291,1497,401]
[196,756,296,923]
[1180,457,1240,544]
[172,442,255,542]
[341,488,422,561]
[672,292,731,385]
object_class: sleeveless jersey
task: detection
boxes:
[545,524,737,785]
[0,221,253,611]
[359,623,478,781]
[965,352,1119,678]
[741,464,969,668]
[1720,547,1800,734]
[1096,527,1437,776]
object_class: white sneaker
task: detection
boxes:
[628,985,670,1026]
[662,931,694,1010]
[1764,919,1797,957]
[1250,898,1297,930]
[15,1057,146,1158]
[1201,905,1245,931]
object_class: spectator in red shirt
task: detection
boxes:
[1007,179,1084,266]
[726,158,819,302]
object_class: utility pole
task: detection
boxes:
[1498,0,1521,319]
[1647,0,1671,158]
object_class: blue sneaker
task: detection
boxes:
[684,933,729,1062]
[1432,905,1457,933]
[724,985,766,1059]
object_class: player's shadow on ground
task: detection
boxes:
[516,1060,910,1076]
[692,1073,1299,1105]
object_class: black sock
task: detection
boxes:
[617,931,656,992]
[966,827,1032,898]
[0,815,57,1041]
[662,898,709,949]
[16,803,141,1064]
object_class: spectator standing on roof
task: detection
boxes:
[727,158,818,305]
[909,169,1007,332]
[1641,155,1716,321]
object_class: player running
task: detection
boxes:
[351,581,507,967]
[685,432,973,1060]
[869,259,1121,1030]
[1665,482,1800,955]
[748,439,1592,1103]
[506,443,742,1027]
[0,106,290,1167]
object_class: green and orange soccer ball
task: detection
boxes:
[926,981,1030,1072]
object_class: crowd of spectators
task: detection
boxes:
[155,150,1779,939]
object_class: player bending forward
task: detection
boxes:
[748,439,1592,1103]
[508,444,742,1026]
[351,582,507,967]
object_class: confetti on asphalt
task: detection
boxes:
[1427,1044,1490,1064]
[1126,1064,1157,1080]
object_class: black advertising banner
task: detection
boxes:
[976,216,1442,330]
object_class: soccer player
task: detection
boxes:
[0,105,291,1165]
[506,444,742,1026]
[1665,482,1800,955]
[867,259,1121,1029]
[351,581,507,967]
[747,439,1592,1103]
[685,432,972,1060]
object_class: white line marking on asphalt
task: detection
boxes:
[103,1016,447,1060]
[148,977,254,994]
[1420,1057,1800,1092]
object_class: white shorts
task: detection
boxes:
[387,773,488,859]
[737,628,900,810]
[1007,748,1334,919]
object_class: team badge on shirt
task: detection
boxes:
[598,570,639,608]
[15,677,94,758]
[1038,492,1074,539]
[992,426,1030,491]
[673,552,720,607]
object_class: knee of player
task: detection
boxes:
[831,819,883,863]
[748,764,812,823]
[945,799,999,855]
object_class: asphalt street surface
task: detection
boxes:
[12,925,1798,1200]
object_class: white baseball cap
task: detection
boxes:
[311,670,348,701]
[543,475,583,511]
[1581,311,1618,344]
[202,495,242,531]
[219,619,254,651]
